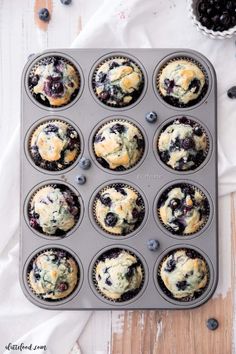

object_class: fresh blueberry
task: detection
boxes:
[76,174,86,185]
[206,318,219,331]
[179,116,189,124]
[60,0,72,4]
[79,157,91,170]
[38,8,50,22]
[132,208,139,219]
[105,212,118,227]
[220,12,231,26]
[227,86,236,99]
[147,239,159,251]
[145,111,157,123]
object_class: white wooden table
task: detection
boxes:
[1,1,234,353]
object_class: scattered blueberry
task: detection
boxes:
[38,8,50,22]
[60,0,72,4]
[79,157,91,170]
[76,174,86,185]
[145,111,157,123]
[227,86,236,99]
[206,318,219,331]
[147,239,160,251]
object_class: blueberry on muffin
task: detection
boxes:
[93,120,144,171]
[93,57,144,107]
[28,249,78,300]
[28,184,80,236]
[158,117,208,171]
[28,56,80,107]
[94,184,144,235]
[158,249,209,300]
[158,59,207,107]
[29,120,80,171]
[94,248,143,301]
[158,184,209,235]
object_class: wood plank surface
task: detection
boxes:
[0,1,233,353]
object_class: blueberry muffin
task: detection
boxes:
[94,249,143,301]
[158,59,207,107]
[29,120,80,171]
[28,184,80,236]
[93,120,144,171]
[28,249,78,300]
[158,249,209,300]
[94,184,145,235]
[158,117,208,171]
[158,184,209,235]
[93,57,144,107]
[28,56,80,107]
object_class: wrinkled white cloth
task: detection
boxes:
[0,0,235,354]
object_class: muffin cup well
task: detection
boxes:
[27,54,81,109]
[92,118,146,172]
[28,119,81,172]
[156,247,210,303]
[91,54,145,109]
[155,55,209,108]
[91,247,146,303]
[26,247,80,302]
[156,116,210,172]
[26,182,82,238]
[92,182,146,237]
[156,182,211,237]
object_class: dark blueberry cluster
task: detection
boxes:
[198,0,236,32]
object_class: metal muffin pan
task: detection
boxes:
[20,48,218,310]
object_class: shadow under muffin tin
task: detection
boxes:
[21,49,217,310]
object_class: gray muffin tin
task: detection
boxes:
[20,49,218,310]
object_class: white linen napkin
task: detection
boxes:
[0,1,235,354]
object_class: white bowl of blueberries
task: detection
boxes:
[189,0,236,39]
